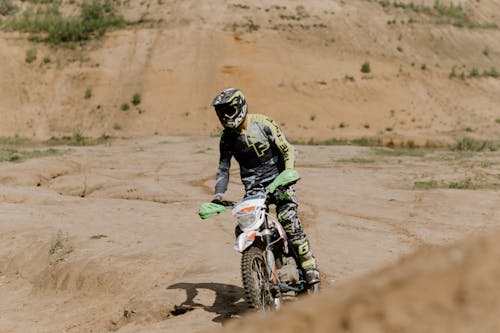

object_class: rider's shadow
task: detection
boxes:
[167,282,249,323]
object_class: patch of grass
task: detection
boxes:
[361,61,371,74]
[0,147,61,162]
[45,132,112,146]
[0,135,29,146]
[414,179,500,190]
[230,17,260,34]
[376,0,497,29]
[0,0,17,16]
[337,158,375,164]
[300,138,349,146]
[469,67,479,77]
[121,103,130,111]
[414,180,440,189]
[453,137,498,152]
[448,178,475,190]
[131,93,141,106]
[3,1,126,45]
[89,234,108,239]
[25,48,37,63]
[49,230,73,263]
[351,137,382,146]
[84,87,92,99]
[483,68,499,78]
[375,148,426,157]
[293,137,384,147]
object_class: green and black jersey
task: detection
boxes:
[215,114,296,196]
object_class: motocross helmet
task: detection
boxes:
[211,88,248,129]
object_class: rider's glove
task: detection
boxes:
[211,195,235,207]
[211,194,223,205]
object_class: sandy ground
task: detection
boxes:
[1,0,500,332]
[0,136,499,332]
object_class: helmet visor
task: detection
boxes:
[215,104,239,122]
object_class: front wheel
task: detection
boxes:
[307,282,321,295]
[241,246,280,311]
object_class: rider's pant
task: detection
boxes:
[271,185,318,272]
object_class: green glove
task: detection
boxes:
[268,169,300,193]
[198,202,226,219]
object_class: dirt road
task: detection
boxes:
[0,136,498,332]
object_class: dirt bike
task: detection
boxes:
[199,169,320,311]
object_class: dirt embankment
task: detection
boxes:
[1,0,500,143]
[219,230,500,333]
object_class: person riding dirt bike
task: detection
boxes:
[210,87,321,286]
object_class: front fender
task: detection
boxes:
[234,231,258,252]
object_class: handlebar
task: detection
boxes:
[211,199,236,207]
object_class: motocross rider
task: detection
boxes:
[211,87,321,286]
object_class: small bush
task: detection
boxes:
[483,68,499,78]
[84,88,92,99]
[132,93,141,106]
[469,68,479,77]
[0,0,17,16]
[361,61,371,74]
[49,230,73,263]
[121,103,130,111]
[25,48,37,63]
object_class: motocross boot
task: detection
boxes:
[293,238,320,285]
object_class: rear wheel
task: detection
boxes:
[241,246,280,311]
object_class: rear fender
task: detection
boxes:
[234,230,258,252]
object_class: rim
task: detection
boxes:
[251,256,274,310]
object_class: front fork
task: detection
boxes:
[261,220,281,297]
[234,220,280,286]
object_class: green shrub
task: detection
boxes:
[3,1,126,45]
[132,93,141,106]
[84,88,92,99]
[25,48,37,63]
[0,0,17,16]
[361,61,371,73]
[469,68,479,77]
[453,137,497,152]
